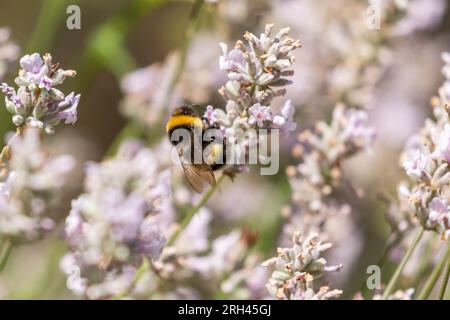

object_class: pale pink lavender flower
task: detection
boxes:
[203,105,219,126]
[422,198,450,240]
[219,264,269,299]
[404,150,429,180]
[296,104,375,168]
[204,25,300,172]
[397,53,450,240]
[126,207,261,299]
[219,44,247,80]
[273,100,297,134]
[428,198,449,224]
[285,105,374,231]
[262,232,342,300]
[0,128,75,242]
[217,24,300,109]
[341,109,376,146]
[432,124,450,163]
[56,92,80,124]
[1,53,80,134]
[19,53,47,82]
[39,76,53,91]
[288,273,343,300]
[248,103,272,127]
[184,230,242,275]
[61,141,171,299]
[281,102,375,274]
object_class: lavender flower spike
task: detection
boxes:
[262,232,342,300]
[204,25,301,174]
[399,52,450,240]
[1,53,80,134]
[0,128,75,242]
[61,140,171,299]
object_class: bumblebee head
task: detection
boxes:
[172,105,202,117]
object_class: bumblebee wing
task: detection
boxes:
[177,144,216,193]
[181,161,216,193]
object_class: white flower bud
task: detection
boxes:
[12,114,24,125]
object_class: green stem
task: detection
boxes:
[0,239,13,273]
[418,244,450,300]
[438,253,450,300]
[168,174,225,246]
[382,227,424,300]
[377,237,400,269]
[112,257,150,300]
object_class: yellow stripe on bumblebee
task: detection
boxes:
[166,115,203,133]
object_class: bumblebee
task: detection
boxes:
[166,105,226,192]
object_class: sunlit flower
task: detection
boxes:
[204,25,300,173]
[428,198,450,239]
[263,232,342,300]
[433,124,450,162]
[248,103,272,127]
[397,53,450,240]
[404,150,429,179]
[273,100,297,134]
[1,53,80,134]
[203,105,219,126]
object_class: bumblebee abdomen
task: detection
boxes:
[203,140,226,171]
